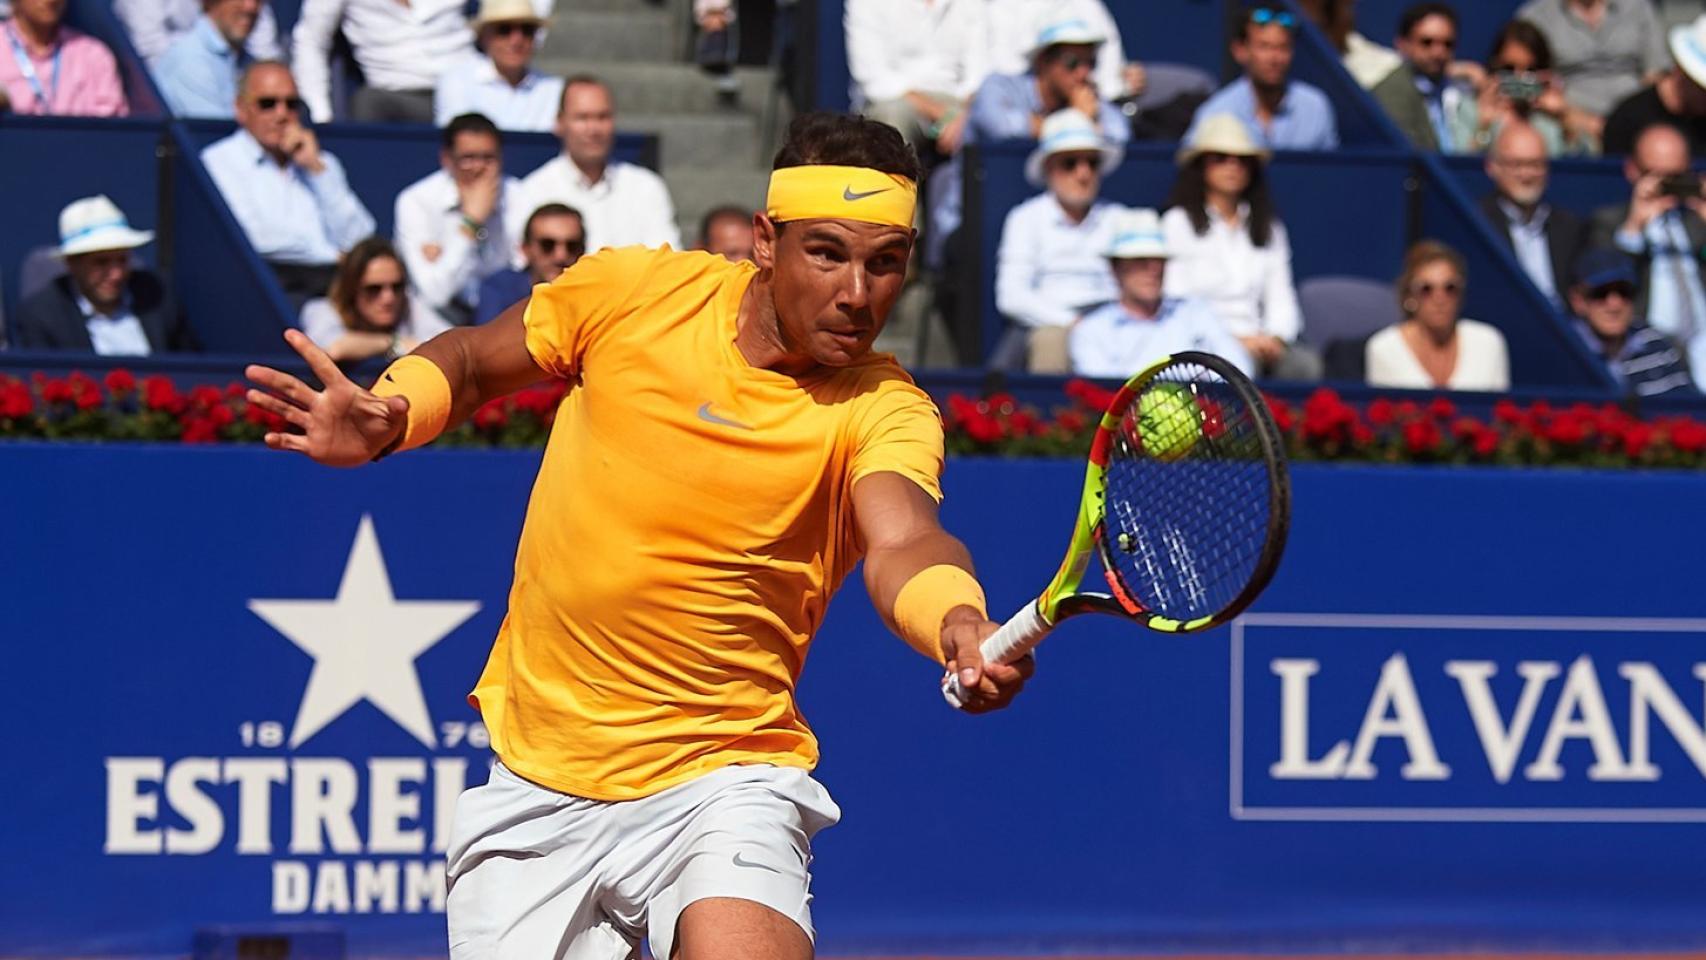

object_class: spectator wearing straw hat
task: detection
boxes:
[1070,208,1252,378]
[1163,113,1319,381]
[994,108,1126,373]
[12,195,197,354]
[434,0,562,132]
[1186,3,1339,150]
[1602,13,1706,156]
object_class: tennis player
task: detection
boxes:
[245,112,1031,959]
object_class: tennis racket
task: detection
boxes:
[943,351,1291,708]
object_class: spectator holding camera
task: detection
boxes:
[1567,247,1695,396]
[1186,3,1338,150]
[1517,0,1670,120]
[1602,13,1706,156]
[1366,240,1510,391]
[1589,123,1706,342]
[1464,19,1598,154]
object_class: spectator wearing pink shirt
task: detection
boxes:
[0,0,129,116]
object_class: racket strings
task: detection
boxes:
[1100,362,1274,622]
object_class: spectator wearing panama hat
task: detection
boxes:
[1602,13,1706,157]
[434,0,562,132]
[12,195,197,355]
[1070,208,1253,378]
[994,108,1127,373]
[1162,113,1321,381]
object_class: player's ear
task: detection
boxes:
[752,214,779,271]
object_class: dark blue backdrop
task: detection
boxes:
[4,446,1706,956]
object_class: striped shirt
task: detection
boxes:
[1575,319,1695,397]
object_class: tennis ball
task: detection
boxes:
[1137,383,1202,462]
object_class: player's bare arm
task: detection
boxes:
[853,472,1033,713]
[244,301,547,466]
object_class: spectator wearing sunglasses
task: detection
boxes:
[394,113,523,326]
[1517,0,1671,121]
[202,62,377,310]
[994,109,1126,373]
[301,237,452,362]
[1373,2,1477,152]
[1185,3,1339,151]
[983,0,1128,103]
[475,203,585,325]
[290,0,476,123]
[1568,247,1694,396]
[153,0,262,118]
[434,0,561,132]
[1163,114,1318,381]
[1366,240,1509,391]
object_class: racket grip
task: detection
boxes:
[940,602,1051,709]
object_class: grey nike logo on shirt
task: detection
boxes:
[842,185,890,201]
[732,852,781,874]
[697,402,754,431]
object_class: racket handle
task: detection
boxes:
[940,601,1051,709]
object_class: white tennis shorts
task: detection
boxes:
[445,762,841,960]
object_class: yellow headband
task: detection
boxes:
[765,165,917,228]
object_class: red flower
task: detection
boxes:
[1367,397,1395,427]
[473,399,509,430]
[986,392,1017,414]
[1263,395,1294,433]
[104,369,136,394]
[1427,396,1457,421]
[225,382,245,398]
[1055,409,1086,434]
[73,385,102,411]
[1671,419,1706,454]
[1301,388,1356,441]
[180,417,218,444]
[1493,399,1523,425]
[1472,427,1499,458]
[1450,416,1482,441]
[1403,417,1442,454]
[1065,378,1116,411]
[963,411,1004,444]
[1350,422,1375,446]
[207,403,235,428]
[0,382,32,419]
[40,378,73,405]
[1622,422,1657,459]
[1007,408,1039,436]
[189,384,223,409]
[945,394,978,426]
[1546,416,1586,446]
[142,376,184,413]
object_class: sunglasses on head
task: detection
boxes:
[533,236,585,255]
[1248,7,1295,28]
[1052,153,1102,173]
[1586,281,1635,302]
[360,281,405,298]
[254,96,304,113]
[1413,280,1462,297]
[489,21,538,38]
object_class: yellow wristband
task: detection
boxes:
[370,355,452,453]
[892,564,987,665]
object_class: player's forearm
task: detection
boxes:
[373,303,551,452]
[864,530,985,662]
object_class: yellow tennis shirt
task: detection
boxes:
[470,246,946,800]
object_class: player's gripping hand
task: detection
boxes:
[245,329,409,467]
[940,607,1035,713]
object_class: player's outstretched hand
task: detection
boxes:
[941,610,1035,713]
[245,329,410,467]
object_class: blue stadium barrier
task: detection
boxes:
[1285,0,1413,148]
[67,0,166,117]
[0,117,166,323]
[1353,0,1526,66]
[1440,153,1637,227]
[5,446,1706,956]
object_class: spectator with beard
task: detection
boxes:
[1186,3,1338,150]
[1477,121,1586,307]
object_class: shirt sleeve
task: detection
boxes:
[952,0,989,100]
[155,43,226,117]
[844,0,904,103]
[395,183,478,310]
[306,152,378,252]
[290,0,347,122]
[968,76,1032,142]
[247,4,282,60]
[848,380,945,503]
[522,246,654,378]
[995,203,1077,329]
[1189,301,1256,376]
[299,298,344,347]
[1261,222,1303,343]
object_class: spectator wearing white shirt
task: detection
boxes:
[844,0,988,156]
[202,62,377,309]
[434,0,562,132]
[114,0,279,65]
[995,109,1125,372]
[300,236,452,362]
[1162,114,1320,380]
[290,0,473,123]
[394,113,522,325]
[984,0,1129,102]
[1071,208,1252,378]
[518,75,681,251]
[1366,239,1509,390]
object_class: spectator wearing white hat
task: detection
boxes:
[1603,13,1706,155]
[994,109,1126,373]
[983,0,1129,106]
[290,0,476,122]
[844,0,988,156]
[1186,3,1339,150]
[1163,114,1319,381]
[12,196,197,354]
[434,0,562,132]
[1070,208,1252,378]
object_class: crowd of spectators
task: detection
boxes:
[4,0,1706,402]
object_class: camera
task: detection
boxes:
[1659,174,1704,199]
[1496,70,1545,104]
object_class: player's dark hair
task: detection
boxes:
[523,203,583,243]
[771,112,921,184]
[442,113,501,151]
[1398,1,1457,39]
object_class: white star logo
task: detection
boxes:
[248,515,481,749]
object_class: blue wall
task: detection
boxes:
[5,446,1706,956]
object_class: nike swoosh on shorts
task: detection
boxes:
[732,852,782,874]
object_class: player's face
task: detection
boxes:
[355,256,406,329]
[557,83,615,170]
[67,249,131,312]
[758,217,913,367]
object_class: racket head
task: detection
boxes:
[1026,352,1288,634]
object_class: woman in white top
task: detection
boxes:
[299,237,453,363]
[1161,113,1319,380]
[1365,240,1510,392]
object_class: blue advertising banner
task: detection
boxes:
[3,447,1706,956]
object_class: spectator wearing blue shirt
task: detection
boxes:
[475,203,584,325]
[201,62,376,309]
[153,0,259,118]
[1186,4,1340,150]
[434,0,564,132]
[1071,208,1253,378]
[1569,248,1696,396]
[994,109,1127,373]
